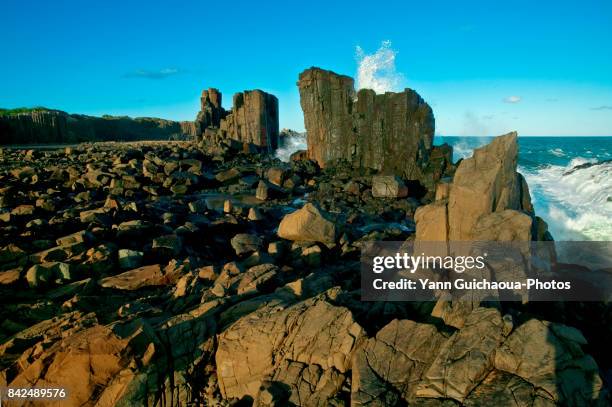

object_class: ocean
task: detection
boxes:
[277,135,612,241]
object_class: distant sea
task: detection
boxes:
[277,135,612,241]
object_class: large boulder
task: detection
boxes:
[215,298,365,402]
[416,307,512,402]
[277,203,336,244]
[494,319,604,405]
[371,175,409,198]
[351,319,446,406]
[447,132,532,240]
[298,67,436,183]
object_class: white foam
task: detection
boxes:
[449,138,491,162]
[275,132,306,162]
[355,40,404,93]
[549,148,565,157]
[520,158,612,241]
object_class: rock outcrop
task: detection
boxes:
[196,89,280,153]
[0,110,198,144]
[298,67,448,189]
[196,88,225,130]
[220,90,279,151]
[216,298,364,402]
[415,132,544,242]
[0,139,608,406]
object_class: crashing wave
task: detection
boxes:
[275,129,306,162]
[521,157,612,241]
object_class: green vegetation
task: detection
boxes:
[0,106,51,116]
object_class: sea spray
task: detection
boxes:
[275,130,306,162]
[520,157,612,240]
[355,40,405,93]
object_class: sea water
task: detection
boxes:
[277,135,612,241]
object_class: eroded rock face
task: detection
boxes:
[0,110,199,144]
[196,88,225,130]
[416,307,511,402]
[298,67,436,183]
[351,319,447,406]
[196,89,280,152]
[215,298,364,401]
[494,319,604,405]
[220,90,279,152]
[415,132,538,242]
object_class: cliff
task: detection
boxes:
[195,88,280,153]
[0,109,199,145]
[298,67,447,189]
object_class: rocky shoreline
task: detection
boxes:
[0,68,610,406]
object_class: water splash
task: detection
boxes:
[275,131,306,162]
[520,158,612,241]
[355,40,405,93]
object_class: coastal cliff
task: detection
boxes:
[0,109,198,145]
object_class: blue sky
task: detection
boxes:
[1,0,611,136]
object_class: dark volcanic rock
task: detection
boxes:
[0,110,198,144]
[196,88,225,130]
[196,88,280,153]
[298,67,437,184]
[220,90,279,152]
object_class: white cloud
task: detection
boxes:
[503,95,522,104]
[123,68,181,80]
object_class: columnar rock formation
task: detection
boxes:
[0,110,198,144]
[298,67,445,187]
[196,88,225,130]
[196,89,279,153]
[415,132,549,242]
[220,90,279,151]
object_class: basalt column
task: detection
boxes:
[298,67,436,183]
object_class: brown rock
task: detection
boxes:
[371,175,409,198]
[447,132,531,240]
[98,264,166,290]
[416,307,511,402]
[215,298,364,400]
[416,133,537,242]
[298,67,435,182]
[219,90,279,152]
[277,203,336,244]
[351,319,447,405]
[494,319,604,405]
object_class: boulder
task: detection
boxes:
[277,203,336,244]
[151,234,182,258]
[98,264,166,290]
[371,175,409,198]
[494,319,604,405]
[230,233,263,256]
[351,319,447,406]
[6,325,130,407]
[26,262,72,288]
[416,307,511,402]
[117,249,144,270]
[215,298,365,401]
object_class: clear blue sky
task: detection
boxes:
[1,0,611,136]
